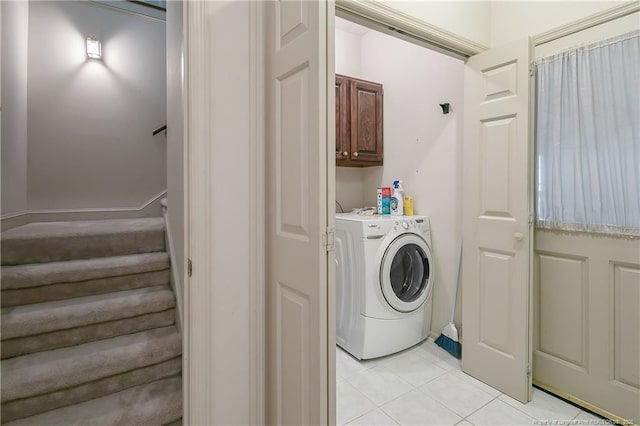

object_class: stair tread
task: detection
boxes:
[1,309,176,360]
[1,218,165,265]
[1,326,181,403]
[1,218,164,241]
[1,252,170,290]
[3,376,182,426]
[1,286,176,340]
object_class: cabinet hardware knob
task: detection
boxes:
[343,151,348,156]
[514,232,524,241]
[353,152,359,157]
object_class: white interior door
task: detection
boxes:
[462,37,533,403]
[265,1,329,424]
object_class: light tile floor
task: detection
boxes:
[337,339,603,426]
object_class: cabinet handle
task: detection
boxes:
[514,232,524,241]
[353,152,359,157]
[343,151,348,157]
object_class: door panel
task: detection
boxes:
[462,37,532,403]
[265,1,328,424]
[478,250,514,356]
[538,253,587,367]
[278,68,311,238]
[534,230,640,422]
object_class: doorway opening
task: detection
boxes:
[332,15,468,425]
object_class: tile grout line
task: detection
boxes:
[337,344,590,426]
[460,393,502,423]
[499,392,581,423]
[337,380,380,425]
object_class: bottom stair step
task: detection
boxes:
[2,326,181,403]
[1,357,181,423]
[3,375,182,426]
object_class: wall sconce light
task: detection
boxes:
[86,37,102,59]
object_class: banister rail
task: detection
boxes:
[153,124,167,136]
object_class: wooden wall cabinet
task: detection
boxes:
[336,74,383,167]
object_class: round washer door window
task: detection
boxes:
[380,234,433,313]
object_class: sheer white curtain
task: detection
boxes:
[535,31,640,237]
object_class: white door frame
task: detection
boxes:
[181,1,491,424]
[183,2,265,424]
[181,1,637,423]
[335,0,487,57]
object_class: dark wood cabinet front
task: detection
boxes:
[335,75,350,161]
[335,74,383,167]
[350,79,383,164]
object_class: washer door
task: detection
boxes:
[380,234,433,313]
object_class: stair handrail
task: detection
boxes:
[153,124,167,136]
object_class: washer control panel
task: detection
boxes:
[355,215,430,239]
[392,217,430,236]
[393,219,420,230]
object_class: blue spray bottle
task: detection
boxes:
[391,180,404,216]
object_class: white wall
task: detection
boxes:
[380,1,625,49]
[382,0,492,47]
[490,1,624,47]
[335,25,363,77]
[166,0,184,312]
[335,20,464,336]
[1,1,29,217]
[360,30,464,338]
[26,1,166,211]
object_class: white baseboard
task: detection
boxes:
[1,190,167,232]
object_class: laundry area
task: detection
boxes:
[333,16,463,362]
[331,10,638,425]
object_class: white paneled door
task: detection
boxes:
[265,1,330,424]
[462,38,533,403]
[534,230,640,422]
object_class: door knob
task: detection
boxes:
[353,152,359,157]
[343,151,348,156]
[514,232,524,241]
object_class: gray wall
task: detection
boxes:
[26,1,166,211]
[1,1,29,217]
[166,1,184,300]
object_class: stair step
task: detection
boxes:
[3,375,182,426]
[1,286,176,358]
[1,309,176,359]
[1,326,181,404]
[1,253,170,308]
[1,218,165,265]
[2,286,176,340]
[1,358,181,423]
[2,252,170,290]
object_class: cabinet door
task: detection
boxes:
[349,79,383,164]
[335,75,350,162]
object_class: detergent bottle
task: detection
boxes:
[391,180,404,216]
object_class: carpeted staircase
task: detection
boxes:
[0,218,182,425]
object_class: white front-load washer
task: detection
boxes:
[335,213,434,359]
